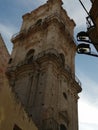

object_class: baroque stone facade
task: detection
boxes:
[6,0,82,130]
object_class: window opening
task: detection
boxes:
[35,19,42,26]
[63,92,67,99]
[26,49,35,63]
[60,124,67,130]
[8,58,12,64]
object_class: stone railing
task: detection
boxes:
[11,30,26,42]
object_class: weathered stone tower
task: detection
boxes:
[6,0,82,130]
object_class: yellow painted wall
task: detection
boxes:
[0,34,37,130]
[0,75,38,130]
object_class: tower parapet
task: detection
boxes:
[11,0,75,43]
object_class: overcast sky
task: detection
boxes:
[0,0,98,130]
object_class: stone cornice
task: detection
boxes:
[11,13,75,45]
[6,48,82,94]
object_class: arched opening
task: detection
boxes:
[60,53,65,66]
[26,49,35,63]
[35,19,42,26]
[60,124,67,130]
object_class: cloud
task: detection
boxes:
[0,23,15,39]
[76,65,98,105]
[63,0,91,29]
[79,122,98,130]
[79,99,98,124]
[79,99,98,130]
[75,55,98,130]
[0,23,18,53]
[15,0,46,10]
[76,62,98,129]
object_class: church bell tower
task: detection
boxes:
[6,0,82,130]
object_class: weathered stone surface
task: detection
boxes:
[6,0,82,130]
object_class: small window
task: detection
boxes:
[13,124,22,130]
[60,53,65,66]
[26,49,35,57]
[26,49,35,63]
[8,58,12,64]
[63,92,67,99]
